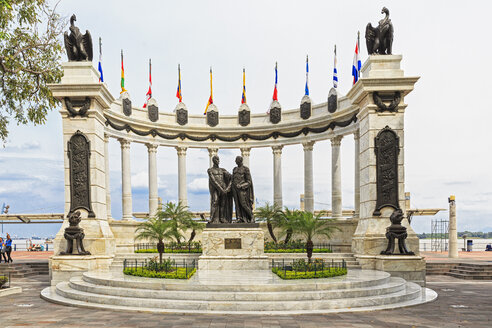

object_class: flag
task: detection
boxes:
[204,67,213,115]
[352,32,361,85]
[272,62,278,101]
[176,64,182,102]
[305,55,309,96]
[120,50,127,94]
[241,68,246,104]
[143,59,152,108]
[333,45,338,88]
[97,37,104,82]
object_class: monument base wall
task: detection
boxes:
[50,255,113,286]
[198,227,269,271]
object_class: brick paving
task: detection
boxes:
[9,251,53,260]
[422,251,492,262]
[0,275,491,327]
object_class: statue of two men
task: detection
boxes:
[207,155,254,224]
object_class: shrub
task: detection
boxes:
[272,267,347,280]
[0,275,8,288]
[135,248,202,254]
[264,248,332,253]
[124,267,196,279]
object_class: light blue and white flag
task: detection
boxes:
[333,45,338,88]
[98,37,104,82]
[305,55,309,96]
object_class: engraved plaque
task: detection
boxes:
[224,238,242,249]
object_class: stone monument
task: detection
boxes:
[199,155,268,270]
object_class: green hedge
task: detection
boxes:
[123,267,196,279]
[134,249,202,254]
[272,267,347,280]
[265,248,332,253]
[0,275,8,287]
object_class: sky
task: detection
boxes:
[1,0,491,238]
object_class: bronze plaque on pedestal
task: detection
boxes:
[224,238,242,249]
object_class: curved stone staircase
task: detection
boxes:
[41,269,436,314]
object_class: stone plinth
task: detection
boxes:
[355,254,426,286]
[50,255,113,286]
[199,228,269,270]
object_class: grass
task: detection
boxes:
[123,267,196,279]
[272,267,347,280]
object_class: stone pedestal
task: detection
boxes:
[198,228,269,270]
[355,255,426,286]
[50,255,113,286]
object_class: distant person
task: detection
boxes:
[0,237,7,263]
[5,233,12,262]
[486,244,492,251]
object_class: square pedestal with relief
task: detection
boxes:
[198,227,269,270]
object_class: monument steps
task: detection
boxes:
[41,270,437,314]
[67,276,407,301]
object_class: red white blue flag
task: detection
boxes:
[352,32,361,85]
[143,59,152,108]
[272,62,278,101]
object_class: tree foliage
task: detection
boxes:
[254,202,283,243]
[157,201,202,243]
[0,0,64,141]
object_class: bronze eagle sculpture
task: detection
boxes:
[64,14,93,61]
[365,7,393,55]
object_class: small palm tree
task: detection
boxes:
[279,207,301,244]
[157,201,200,243]
[254,202,283,243]
[284,210,339,262]
[135,216,173,264]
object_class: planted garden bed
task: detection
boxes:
[271,258,347,280]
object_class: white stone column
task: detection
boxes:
[303,141,314,213]
[208,147,218,168]
[240,147,251,167]
[331,136,343,218]
[354,130,360,218]
[104,134,112,219]
[176,146,188,207]
[119,138,133,220]
[147,143,158,218]
[272,146,283,208]
[449,196,458,258]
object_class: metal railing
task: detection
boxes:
[271,258,346,277]
[123,258,197,277]
[134,242,202,253]
[0,272,11,289]
[264,242,333,252]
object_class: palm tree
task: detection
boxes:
[289,211,339,262]
[279,207,301,244]
[135,216,173,264]
[157,201,201,243]
[254,202,283,243]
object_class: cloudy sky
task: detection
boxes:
[1,0,491,237]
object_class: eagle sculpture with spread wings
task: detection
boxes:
[64,14,93,61]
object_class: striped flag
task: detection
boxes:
[204,67,213,115]
[97,37,104,82]
[305,55,309,96]
[272,62,278,101]
[333,45,338,88]
[120,50,127,94]
[176,64,182,102]
[352,32,361,85]
[241,68,246,104]
[143,59,152,108]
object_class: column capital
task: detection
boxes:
[302,141,315,151]
[207,147,218,156]
[176,146,187,156]
[240,147,251,156]
[272,145,283,155]
[146,143,158,153]
[331,135,343,147]
[353,129,360,140]
[118,138,131,149]
[104,133,110,143]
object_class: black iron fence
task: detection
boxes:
[134,242,202,253]
[0,272,11,289]
[265,241,333,252]
[123,258,197,274]
[271,258,346,277]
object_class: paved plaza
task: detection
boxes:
[0,274,489,328]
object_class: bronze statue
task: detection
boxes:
[365,7,394,55]
[232,156,255,223]
[60,211,91,255]
[64,14,93,61]
[207,155,233,223]
[381,209,415,255]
